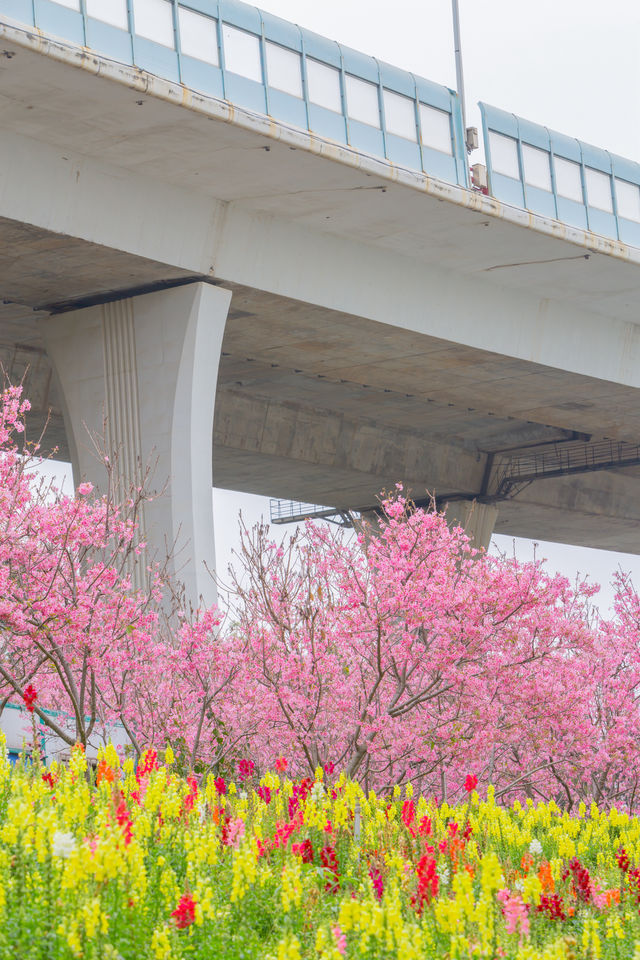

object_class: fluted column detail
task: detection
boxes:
[102,299,142,496]
[101,298,146,589]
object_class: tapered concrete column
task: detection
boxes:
[444,500,498,551]
[38,282,231,608]
[354,502,497,552]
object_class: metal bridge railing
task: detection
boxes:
[493,439,640,499]
[270,499,340,525]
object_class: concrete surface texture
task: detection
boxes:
[1,15,640,599]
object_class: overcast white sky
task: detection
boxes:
[42,0,640,610]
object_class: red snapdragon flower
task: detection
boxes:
[324,761,335,775]
[275,757,288,772]
[617,846,630,873]
[320,845,340,892]
[401,799,415,828]
[171,894,196,929]
[464,774,478,793]
[22,685,37,713]
[292,838,314,863]
[183,775,198,812]
[272,817,300,849]
[214,776,226,795]
[565,857,591,903]
[369,866,384,900]
[116,799,133,846]
[135,749,159,783]
[537,894,567,921]
[418,815,432,837]
[413,854,439,912]
[237,759,255,781]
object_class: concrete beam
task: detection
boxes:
[1,123,640,397]
[213,388,486,501]
[214,208,640,392]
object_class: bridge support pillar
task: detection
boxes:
[354,500,497,552]
[444,500,497,551]
[38,282,231,609]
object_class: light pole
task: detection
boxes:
[451,0,467,135]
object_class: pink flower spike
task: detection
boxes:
[332,925,347,955]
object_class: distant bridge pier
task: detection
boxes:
[357,500,499,552]
[38,282,231,608]
[444,501,499,552]
[273,498,498,552]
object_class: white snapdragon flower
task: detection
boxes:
[436,863,450,885]
[529,838,543,856]
[52,830,76,859]
[310,782,325,802]
[514,878,524,892]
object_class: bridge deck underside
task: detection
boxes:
[3,212,640,553]
[213,283,640,552]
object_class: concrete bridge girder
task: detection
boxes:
[1,113,640,400]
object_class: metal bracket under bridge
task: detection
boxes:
[270,438,640,525]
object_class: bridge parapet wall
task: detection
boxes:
[481,103,640,247]
[1,0,468,186]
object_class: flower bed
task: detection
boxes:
[3,741,640,958]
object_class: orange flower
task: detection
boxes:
[96,760,115,786]
[538,860,555,893]
[447,836,466,870]
[521,853,534,874]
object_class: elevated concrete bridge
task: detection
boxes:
[1,0,640,603]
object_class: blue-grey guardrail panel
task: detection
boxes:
[3,0,468,188]
[481,103,640,246]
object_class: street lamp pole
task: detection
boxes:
[451,0,467,135]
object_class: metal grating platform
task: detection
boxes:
[269,499,354,526]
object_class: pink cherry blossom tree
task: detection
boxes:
[0,384,238,769]
[5,380,640,807]
[225,489,639,805]
[117,606,253,771]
